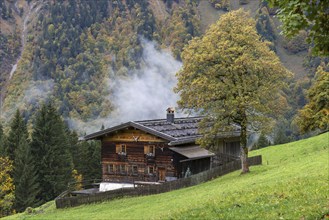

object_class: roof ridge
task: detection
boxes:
[130,121,177,141]
[134,116,204,123]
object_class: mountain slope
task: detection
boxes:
[0,0,200,131]
[0,0,327,136]
[5,132,328,219]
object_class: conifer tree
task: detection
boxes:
[13,134,40,212]
[31,103,73,203]
[257,133,269,149]
[74,141,101,181]
[86,141,101,180]
[66,129,79,165]
[0,124,5,157]
[6,110,28,161]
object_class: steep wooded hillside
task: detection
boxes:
[0,0,327,136]
[0,0,200,130]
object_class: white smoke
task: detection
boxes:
[1,40,184,135]
[71,39,185,134]
[0,79,54,122]
[22,79,54,107]
[109,40,183,123]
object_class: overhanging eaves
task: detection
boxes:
[83,121,176,141]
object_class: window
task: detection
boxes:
[108,164,115,173]
[116,144,127,155]
[132,165,138,175]
[144,145,155,156]
[148,166,154,174]
[119,164,126,174]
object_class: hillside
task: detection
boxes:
[5,132,328,220]
[1,0,327,136]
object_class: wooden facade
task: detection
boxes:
[101,128,175,182]
[84,110,241,183]
[215,137,241,157]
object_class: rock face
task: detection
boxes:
[1,0,43,103]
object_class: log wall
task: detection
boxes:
[101,127,175,182]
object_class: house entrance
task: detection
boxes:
[158,168,166,182]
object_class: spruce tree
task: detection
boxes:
[66,129,79,167]
[13,134,40,212]
[6,110,28,161]
[257,133,269,149]
[0,123,5,157]
[74,140,101,181]
[89,141,101,180]
[31,103,73,203]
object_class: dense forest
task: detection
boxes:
[0,0,328,215]
[0,0,327,138]
[0,103,101,216]
[0,0,200,124]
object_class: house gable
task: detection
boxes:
[102,127,167,143]
[84,121,176,142]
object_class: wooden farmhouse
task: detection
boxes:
[84,108,241,183]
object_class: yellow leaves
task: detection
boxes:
[176,8,291,136]
[0,157,15,217]
[297,64,329,133]
[72,169,83,191]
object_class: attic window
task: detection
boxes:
[116,144,127,155]
[144,145,155,156]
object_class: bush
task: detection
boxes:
[239,0,250,5]
[283,30,308,53]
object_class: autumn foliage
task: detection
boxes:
[0,157,15,217]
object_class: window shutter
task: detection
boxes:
[116,145,120,153]
[144,146,148,154]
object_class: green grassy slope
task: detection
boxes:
[7,133,329,220]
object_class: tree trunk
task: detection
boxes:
[240,146,249,173]
[240,114,250,174]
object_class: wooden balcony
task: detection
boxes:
[145,154,155,164]
[117,152,127,161]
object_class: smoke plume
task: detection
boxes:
[71,40,184,134]
[0,79,54,123]
[110,40,182,122]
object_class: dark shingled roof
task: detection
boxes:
[83,116,240,145]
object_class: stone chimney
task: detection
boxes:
[166,107,175,123]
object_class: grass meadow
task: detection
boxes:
[6,132,329,220]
